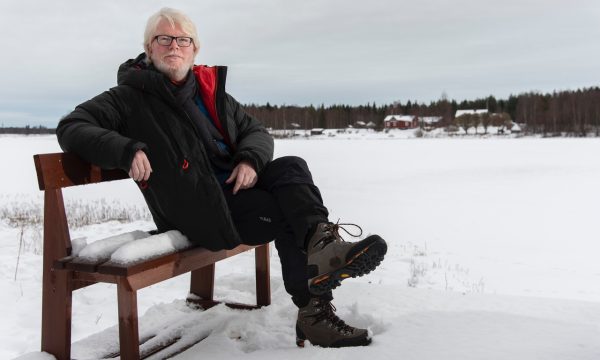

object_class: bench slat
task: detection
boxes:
[124,245,258,291]
[54,243,256,279]
[65,257,108,273]
[34,153,128,190]
[53,256,75,270]
[97,244,254,277]
[54,254,112,273]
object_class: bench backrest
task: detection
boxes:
[34,152,131,260]
[33,152,128,190]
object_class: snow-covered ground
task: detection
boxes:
[2,134,600,359]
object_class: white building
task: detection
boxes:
[455,109,488,117]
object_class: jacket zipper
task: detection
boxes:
[179,108,214,172]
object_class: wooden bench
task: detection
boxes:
[34,152,271,360]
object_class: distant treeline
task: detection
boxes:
[3,86,599,136]
[244,86,600,136]
[0,126,55,135]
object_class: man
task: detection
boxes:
[57,7,387,348]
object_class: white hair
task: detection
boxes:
[143,8,200,59]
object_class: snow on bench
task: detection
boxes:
[76,230,192,264]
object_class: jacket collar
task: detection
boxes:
[117,53,228,107]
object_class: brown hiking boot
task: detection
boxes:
[296,297,371,348]
[306,222,387,295]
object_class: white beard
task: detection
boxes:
[152,56,192,82]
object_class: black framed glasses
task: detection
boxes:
[154,35,194,47]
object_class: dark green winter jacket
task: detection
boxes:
[56,53,274,250]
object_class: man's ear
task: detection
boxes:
[145,49,153,64]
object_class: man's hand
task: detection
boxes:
[226,161,257,194]
[129,150,152,181]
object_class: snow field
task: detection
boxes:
[2,135,600,359]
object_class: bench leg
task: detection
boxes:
[255,244,271,306]
[41,269,72,360]
[41,189,72,360]
[117,279,139,360]
[190,264,215,301]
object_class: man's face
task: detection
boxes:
[149,19,196,82]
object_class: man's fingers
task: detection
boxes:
[233,174,243,194]
[234,172,257,195]
[129,150,153,182]
[133,159,145,181]
[236,170,252,194]
[226,167,239,184]
[142,155,152,181]
[249,175,257,187]
[137,161,145,181]
[243,168,256,188]
[228,163,258,194]
[131,161,141,181]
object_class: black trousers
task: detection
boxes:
[223,156,332,307]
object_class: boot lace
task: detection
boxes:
[316,221,363,249]
[311,300,355,335]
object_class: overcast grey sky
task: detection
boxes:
[1,0,599,127]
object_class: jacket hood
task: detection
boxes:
[117,53,175,99]
[117,52,151,85]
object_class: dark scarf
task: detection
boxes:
[166,71,234,173]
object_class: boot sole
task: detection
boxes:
[296,323,372,348]
[308,236,387,295]
[296,335,372,348]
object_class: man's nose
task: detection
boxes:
[169,39,180,50]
